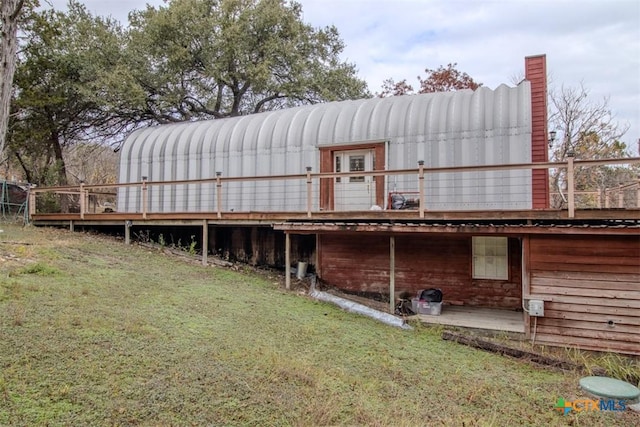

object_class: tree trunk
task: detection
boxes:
[12,150,33,183]
[0,0,24,165]
[51,131,70,212]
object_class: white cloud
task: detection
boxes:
[45,0,640,151]
[299,0,640,151]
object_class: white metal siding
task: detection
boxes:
[117,82,532,212]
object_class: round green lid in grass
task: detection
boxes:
[579,376,640,400]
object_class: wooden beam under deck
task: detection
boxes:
[31,209,640,238]
[30,208,640,227]
[276,222,640,236]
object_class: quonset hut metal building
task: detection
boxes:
[117,82,534,213]
[107,55,640,356]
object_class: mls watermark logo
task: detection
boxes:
[554,397,627,415]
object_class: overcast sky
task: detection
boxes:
[47,0,640,154]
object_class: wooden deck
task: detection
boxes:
[29,207,640,226]
[416,306,526,333]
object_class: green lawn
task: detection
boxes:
[0,223,637,426]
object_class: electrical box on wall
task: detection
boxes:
[529,300,544,317]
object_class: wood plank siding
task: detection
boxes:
[529,235,640,355]
[318,234,522,309]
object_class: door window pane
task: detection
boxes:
[349,155,365,182]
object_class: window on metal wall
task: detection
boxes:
[472,236,508,280]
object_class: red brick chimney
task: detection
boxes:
[525,54,549,209]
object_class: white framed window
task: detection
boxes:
[472,236,508,280]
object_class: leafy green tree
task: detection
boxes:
[120,0,369,123]
[8,1,126,190]
[8,0,367,192]
[0,0,28,169]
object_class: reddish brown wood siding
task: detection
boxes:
[318,234,522,309]
[319,142,385,210]
[525,55,549,209]
[318,234,390,294]
[529,235,640,355]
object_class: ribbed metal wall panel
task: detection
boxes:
[117,82,532,212]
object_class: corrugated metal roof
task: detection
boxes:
[118,83,532,213]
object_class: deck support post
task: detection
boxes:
[285,232,291,290]
[69,220,74,232]
[124,220,131,245]
[306,166,312,218]
[566,153,575,218]
[418,160,425,218]
[389,235,395,314]
[202,219,208,266]
[216,172,222,219]
[521,236,531,339]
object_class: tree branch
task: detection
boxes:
[253,94,285,114]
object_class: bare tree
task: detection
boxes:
[378,63,481,97]
[548,83,631,208]
[378,78,415,98]
[0,0,25,169]
[64,143,118,185]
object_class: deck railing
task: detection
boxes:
[28,157,640,220]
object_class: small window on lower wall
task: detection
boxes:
[472,236,508,280]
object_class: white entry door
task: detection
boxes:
[334,149,375,210]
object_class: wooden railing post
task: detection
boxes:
[566,153,575,218]
[216,171,222,219]
[636,177,640,208]
[28,186,36,217]
[306,166,312,218]
[418,160,425,218]
[618,184,624,208]
[141,176,148,219]
[79,181,85,219]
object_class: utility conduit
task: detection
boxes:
[309,278,412,330]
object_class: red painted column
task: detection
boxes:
[525,55,549,209]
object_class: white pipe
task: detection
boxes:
[309,287,412,330]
